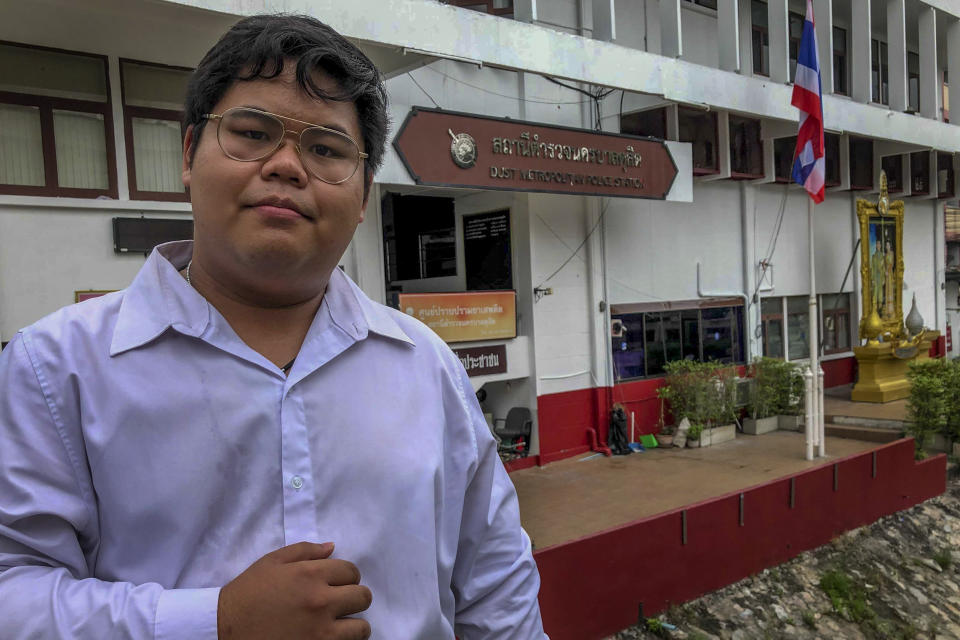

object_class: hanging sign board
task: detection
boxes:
[398,290,516,343]
[393,107,679,199]
[453,344,508,377]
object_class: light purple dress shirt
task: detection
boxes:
[0,241,545,639]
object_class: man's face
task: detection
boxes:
[182,64,368,300]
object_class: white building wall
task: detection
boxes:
[902,199,939,330]
[529,193,596,396]
[0,207,190,339]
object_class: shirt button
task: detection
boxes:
[291,476,304,490]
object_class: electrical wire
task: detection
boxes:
[406,72,441,108]
[421,65,595,105]
[534,211,667,302]
[536,199,610,288]
[751,182,790,303]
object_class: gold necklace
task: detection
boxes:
[185,260,295,375]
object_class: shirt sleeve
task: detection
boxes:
[446,353,548,639]
[0,333,220,639]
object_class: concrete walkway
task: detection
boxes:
[513,431,877,549]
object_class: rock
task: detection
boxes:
[908,585,930,605]
[772,604,788,621]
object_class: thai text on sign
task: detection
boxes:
[398,291,517,343]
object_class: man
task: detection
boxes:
[870,236,885,317]
[0,15,546,639]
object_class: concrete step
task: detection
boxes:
[824,414,905,431]
[825,423,903,443]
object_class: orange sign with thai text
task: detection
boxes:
[398,291,517,343]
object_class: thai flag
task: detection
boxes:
[791,0,825,203]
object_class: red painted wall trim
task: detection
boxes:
[532,439,945,640]
[821,355,856,388]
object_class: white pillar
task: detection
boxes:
[808,197,820,459]
[660,0,682,58]
[804,367,814,460]
[814,0,834,94]
[818,367,826,457]
[919,7,940,120]
[851,0,872,103]
[887,0,908,112]
[768,0,790,83]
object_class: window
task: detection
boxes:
[121,60,191,201]
[833,27,848,95]
[849,137,874,190]
[787,11,804,83]
[871,39,889,105]
[381,193,456,284]
[761,298,784,358]
[943,70,949,122]
[938,152,954,198]
[620,108,667,140]
[908,52,920,113]
[678,107,718,174]
[611,301,744,381]
[763,294,853,361]
[751,1,769,76]
[729,115,763,178]
[687,0,717,8]
[787,296,809,360]
[0,42,117,197]
[911,151,930,195]
[824,133,841,186]
[821,293,851,354]
[774,136,797,182]
[881,155,903,193]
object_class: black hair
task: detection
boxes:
[183,14,388,184]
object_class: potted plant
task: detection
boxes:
[686,422,704,448]
[744,358,785,435]
[701,364,738,446]
[777,362,806,431]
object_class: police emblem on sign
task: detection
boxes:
[448,129,477,169]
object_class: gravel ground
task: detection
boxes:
[607,465,960,640]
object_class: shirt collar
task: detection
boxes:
[323,266,415,347]
[110,240,413,357]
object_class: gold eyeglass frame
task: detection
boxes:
[202,107,368,185]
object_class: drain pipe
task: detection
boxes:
[696,262,752,364]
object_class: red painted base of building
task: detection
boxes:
[535,356,858,466]
[531,438,945,640]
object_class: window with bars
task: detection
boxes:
[871,39,889,105]
[833,26,848,95]
[762,294,853,359]
[0,41,117,198]
[120,60,192,201]
[751,1,770,77]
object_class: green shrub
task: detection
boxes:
[657,360,738,429]
[906,359,948,458]
[747,357,803,418]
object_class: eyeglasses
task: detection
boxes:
[202,107,368,184]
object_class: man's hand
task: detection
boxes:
[217,541,372,640]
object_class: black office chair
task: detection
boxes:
[493,407,533,457]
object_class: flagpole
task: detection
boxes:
[807,196,819,461]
